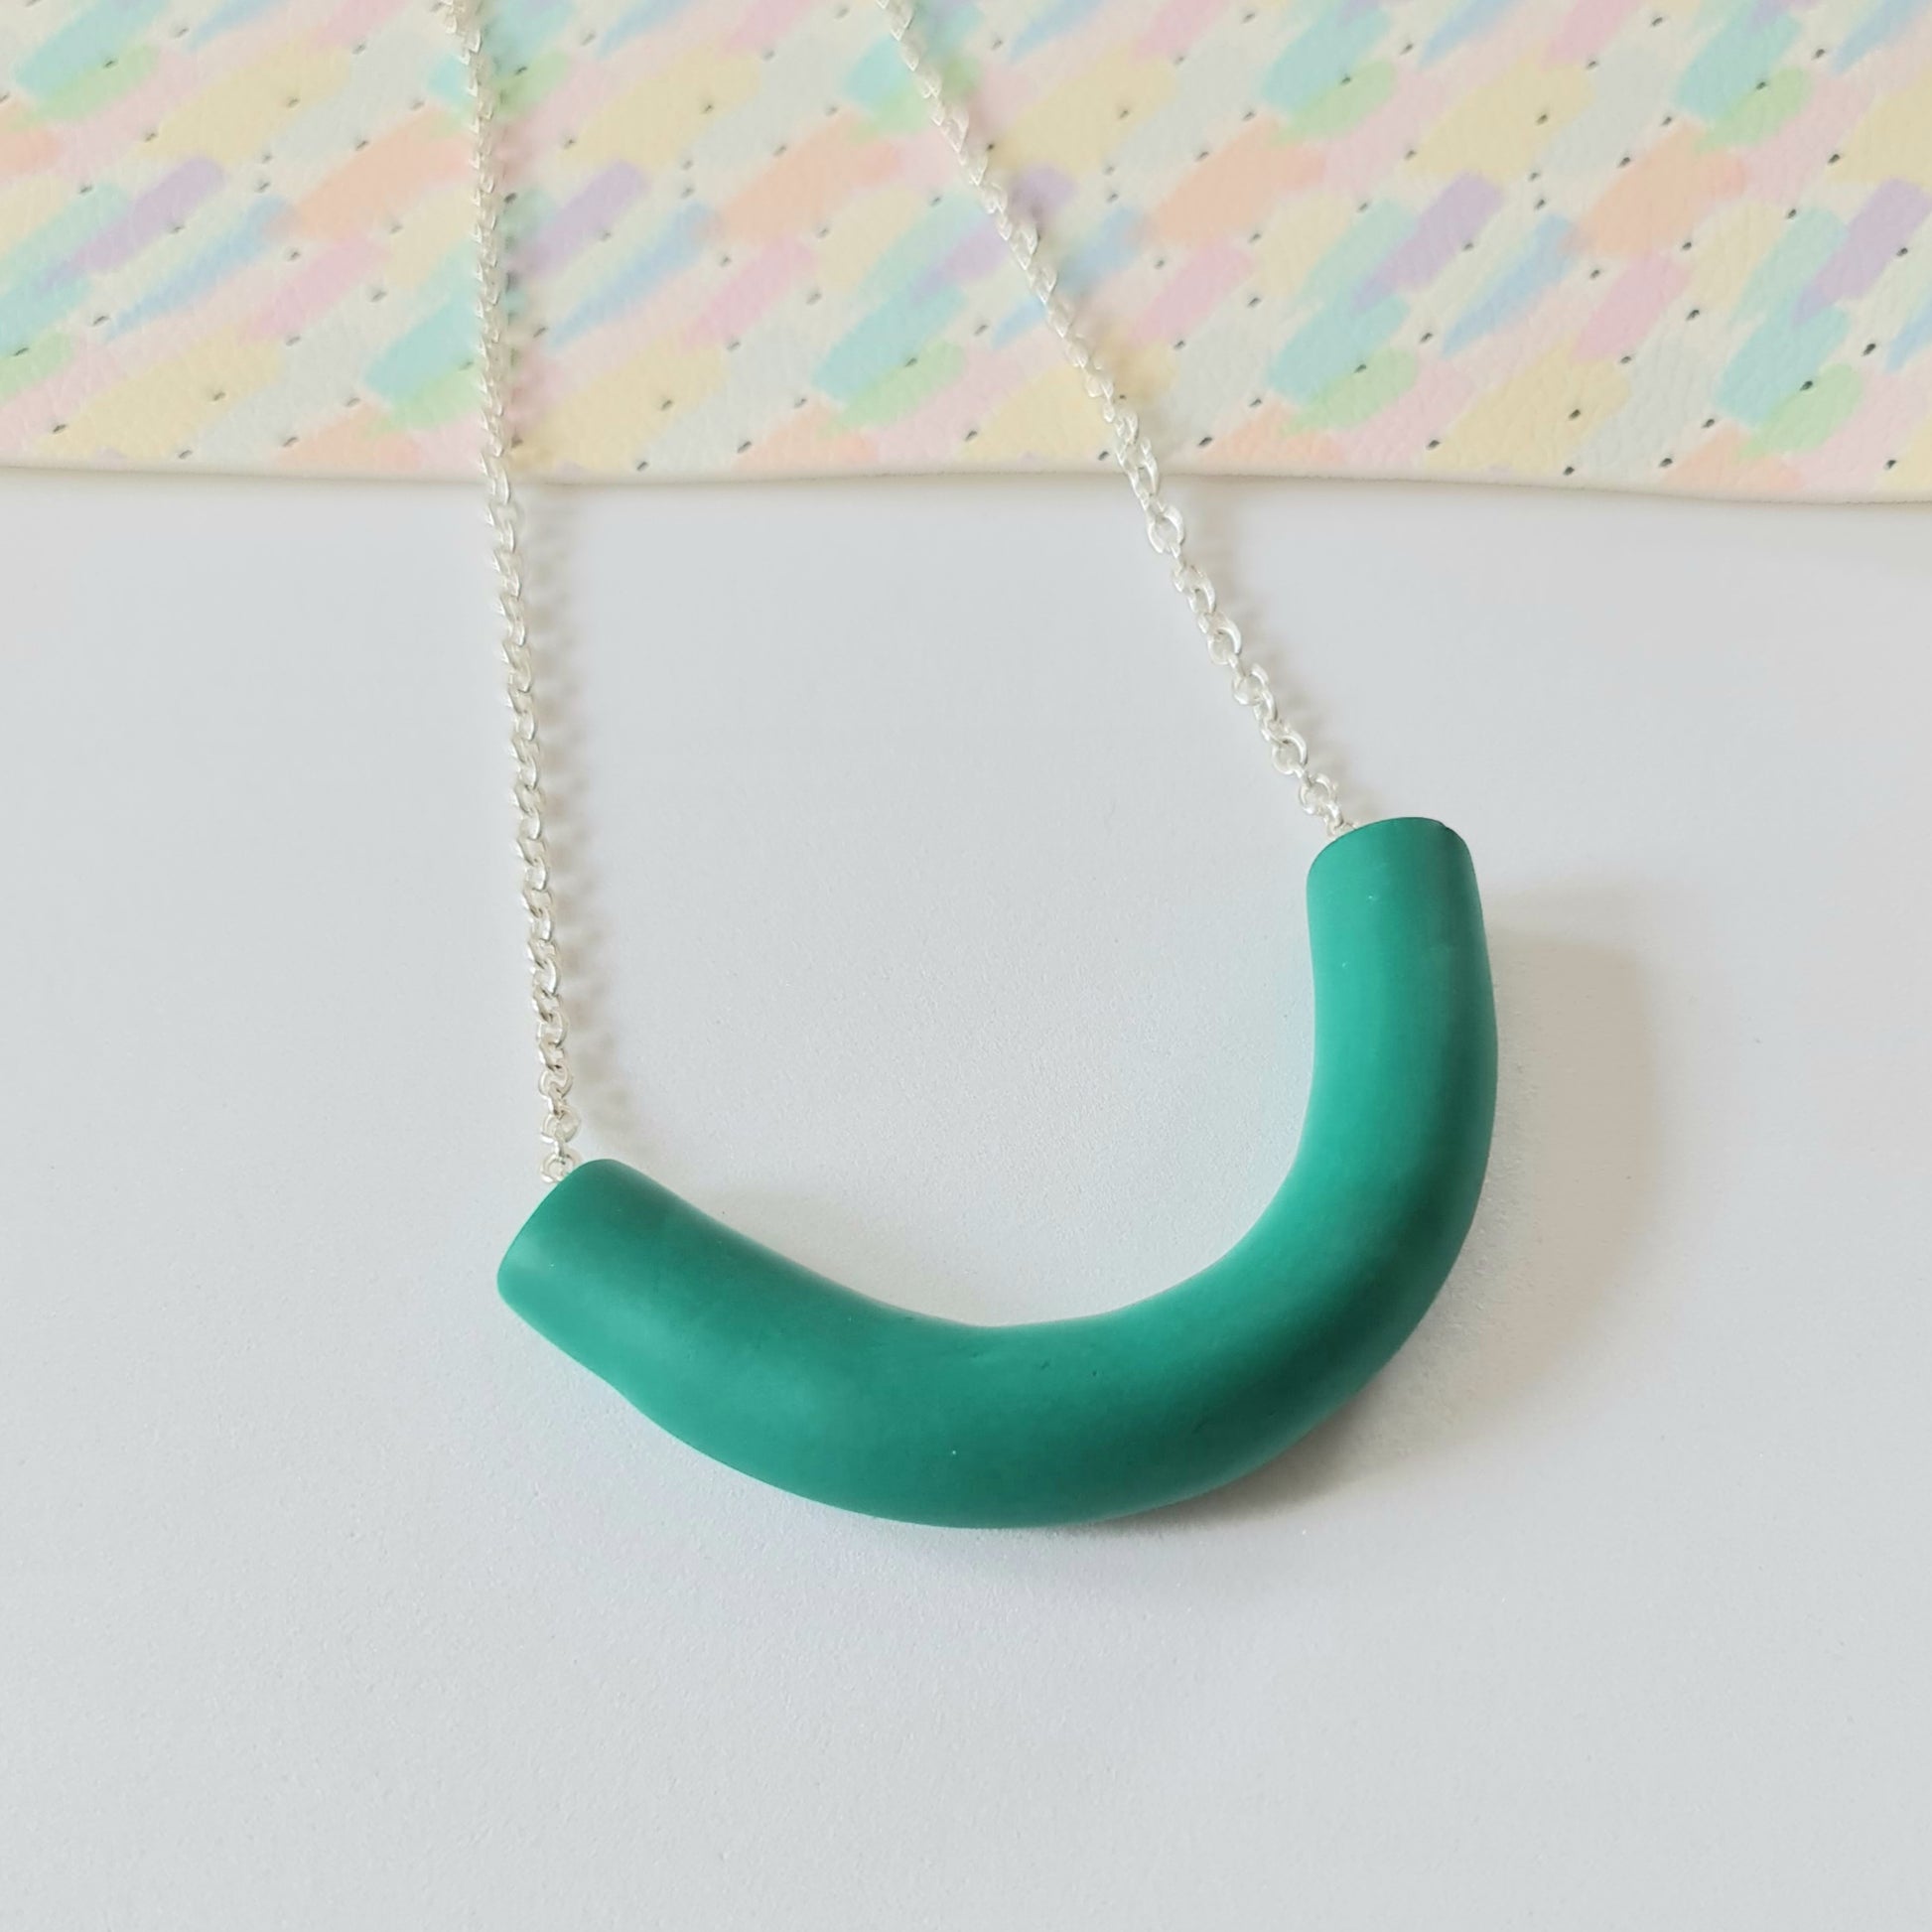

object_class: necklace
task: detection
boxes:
[450,1,1497,1528]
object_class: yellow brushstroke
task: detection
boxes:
[1686,202,1786,311]
[1885,411,1932,489]
[988,52,1176,177]
[49,330,282,464]
[0,175,71,257]
[522,336,729,471]
[816,184,927,294]
[576,49,762,172]
[968,340,1174,462]
[1252,191,1357,297]
[1427,347,1625,475]
[1413,58,1590,182]
[154,45,351,165]
[1837,68,1932,185]
[382,189,473,290]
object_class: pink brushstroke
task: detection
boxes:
[1576,255,1689,361]
[727,0,821,51]
[1138,0,1226,60]
[243,236,383,342]
[1361,174,1503,306]
[1799,179,1931,319]
[1131,241,1251,345]
[682,237,812,347]
[1745,79,1870,206]
[1548,0,1644,66]
[319,0,412,48]
[515,61,621,158]
[870,335,1060,465]
[1791,363,1932,493]
[1333,358,1477,468]
[69,159,223,274]
[46,53,191,180]
[522,162,645,274]
[1321,68,1458,199]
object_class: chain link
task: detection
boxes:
[451,0,579,1182]
[877,0,1349,835]
[451,0,1352,1179]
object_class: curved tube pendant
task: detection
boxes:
[498,817,1497,1526]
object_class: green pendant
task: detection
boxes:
[498,816,1497,1526]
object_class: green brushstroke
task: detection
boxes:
[1298,346,1417,431]
[1747,363,1862,453]
[1736,207,1840,321]
[497,48,571,117]
[1300,202,1411,311]
[1703,68,1810,146]
[1288,62,1397,141]
[17,0,167,99]
[382,363,480,431]
[838,340,966,429]
[38,44,159,122]
[366,294,474,403]
[0,331,72,403]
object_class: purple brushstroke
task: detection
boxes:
[1357,174,1503,311]
[66,159,223,276]
[521,162,646,275]
[1797,179,1930,320]
[918,167,1074,297]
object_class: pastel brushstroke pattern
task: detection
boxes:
[4,0,1932,493]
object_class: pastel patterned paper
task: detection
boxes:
[5,0,1932,494]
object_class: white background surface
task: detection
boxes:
[4,465,1929,1929]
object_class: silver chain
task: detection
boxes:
[452,0,579,1181]
[451,0,1350,1181]
[877,1,1347,837]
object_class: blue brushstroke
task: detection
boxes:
[1444,215,1574,353]
[603,0,697,57]
[189,0,285,49]
[1425,0,1519,64]
[17,0,167,98]
[365,294,476,403]
[1675,5,1800,121]
[1716,307,1849,422]
[845,38,922,115]
[109,197,286,339]
[990,206,1139,345]
[816,285,966,403]
[1884,291,1932,371]
[859,201,983,302]
[0,188,130,298]
[1263,4,1388,117]
[1737,207,1841,322]
[425,51,468,110]
[1292,202,1411,317]
[845,4,977,112]
[1014,0,1106,59]
[1271,292,1407,400]
[552,203,710,347]
[484,0,572,72]
[1835,0,1929,69]
[0,268,84,359]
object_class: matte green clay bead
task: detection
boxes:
[498,816,1497,1527]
